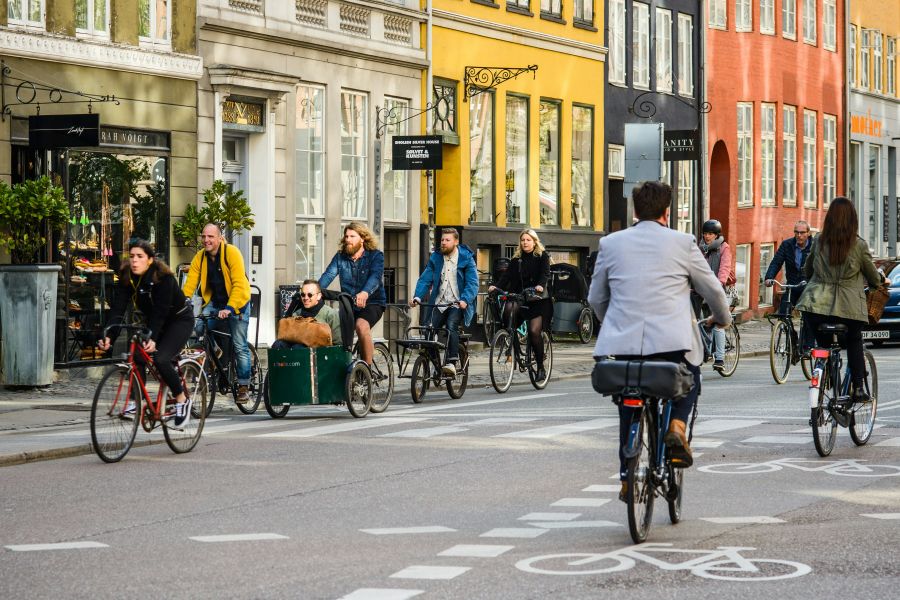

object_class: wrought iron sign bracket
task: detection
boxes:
[628,90,711,120]
[375,98,452,139]
[463,65,538,102]
[1,60,120,122]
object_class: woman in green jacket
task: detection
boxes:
[796,197,885,401]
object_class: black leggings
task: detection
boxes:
[135,312,194,397]
[503,301,545,367]
[802,312,866,386]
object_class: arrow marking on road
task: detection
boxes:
[360,526,456,535]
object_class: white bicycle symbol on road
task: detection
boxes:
[697,457,900,478]
[516,543,811,581]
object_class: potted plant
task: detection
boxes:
[173,180,255,250]
[0,176,69,386]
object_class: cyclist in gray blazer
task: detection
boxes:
[588,181,731,500]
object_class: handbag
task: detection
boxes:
[591,359,695,399]
[277,316,332,348]
[724,285,739,308]
[866,285,890,325]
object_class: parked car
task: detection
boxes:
[863,259,900,346]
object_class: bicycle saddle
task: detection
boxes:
[818,323,847,334]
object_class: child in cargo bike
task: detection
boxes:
[271,280,342,349]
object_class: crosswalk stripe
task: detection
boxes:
[254,417,431,438]
[494,417,618,438]
[378,426,469,438]
[388,392,565,416]
[5,541,108,551]
[389,566,471,580]
[338,588,424,600]
[693,419,763,435]
[205,418,326,435]
[742,435,811,444]
[875,437,900,447]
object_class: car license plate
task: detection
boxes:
[862,330,889,339]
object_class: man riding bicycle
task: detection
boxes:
[764,220,815,356]
[182,223,253,404]
[410,228,479,376]
[588,181,731,501]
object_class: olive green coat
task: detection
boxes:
[796,238,883,323]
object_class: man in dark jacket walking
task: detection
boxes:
[764,220,815,353]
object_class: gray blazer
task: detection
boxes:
[588,220,732,366]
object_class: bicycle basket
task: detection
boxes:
[591,359,694,399]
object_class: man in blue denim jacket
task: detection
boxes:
[319,222,386,365]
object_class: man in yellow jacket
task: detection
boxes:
[183,223,253,403]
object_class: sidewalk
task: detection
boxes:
[0,319,773,466]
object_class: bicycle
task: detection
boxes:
[766,280,812,383]
[188,315,263,416]
[477,269,498,346]
[698,457,900,477]
[395,302,470,403]
[697,316,740,377]
[90,325,208,463]
[807,323,878,457]
[488,289,553,393]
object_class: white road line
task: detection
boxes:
[5,541,108,552]
[691,439,725,448]
[469,417,540,425]
[388,392,565,416]
[360,526,456,535]
[255,417,431,438]
[860,513,900,520]
[494,418,618,439]
[527,520,621,529]
[389,566,471,580]
[742,435,811,444]
[189,533,288,543]
[205,419,321,435]
[378,426,469,438]
[480,528,548,538]
[518,512,581,521]
[551,498,611,508]
[437,544,514,558]
[582,484,622,493]
[875,437,900,447]
[700,516,786,524]
[693,419,763,435]
[338,589,424,600]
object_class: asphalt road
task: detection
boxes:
[2,348,899,599]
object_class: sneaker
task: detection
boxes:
[441,362,457,377]
[712,360,725,373]
[122,400,137,419]
[172,398,192,428]
[235,385,250,404]
[536,366,547,382]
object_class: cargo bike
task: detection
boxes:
[261,291,394,418]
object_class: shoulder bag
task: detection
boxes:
[277,316,332,347]
[867,285,890,325]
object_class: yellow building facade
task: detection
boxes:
[424,1,606,272]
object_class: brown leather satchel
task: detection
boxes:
[866,286,890,325]
[277,316,332,347]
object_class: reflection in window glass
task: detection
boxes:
[759,244,774,305]
[383,97,409,222]
[469,93,494,223]
[295,85,325,217]
[341,91,368,219]
[75,0,108,34]
[539,100,560,226]
[505,95,528,225]
[295,222,324,282]
[868,146,880,250]
[7,0,44,24]
[735,244,750,309]
[676,161,693,233]
[571,105,593,227]
[139,0,169,41]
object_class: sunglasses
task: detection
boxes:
[299,292,318,298]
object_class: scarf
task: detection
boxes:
[699,236,724,275]
[299,298,325,318]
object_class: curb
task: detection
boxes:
[0,439,161,468]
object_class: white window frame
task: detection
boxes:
[802,0,816,45]
[633,3,650,89]
[709,0,726,30]
[823,114,837,207]
[570,104,594,228]
[609,0,626,85]
[873,32,883,93]
[850,25,857,88]
[735,244,751,309]
[341,90,369,220]
[760,103,776,206]
[867,145,881,251]
[295,84,326,219]
[541,0,562,18]
[760,0,775,35]
[574,0,593,24]
[823,0,836,51]
[75,0,110,37]
[783,105,797,206]
[7,0,45,29]
[861,30,870,89]
[295,222,325,283]
[735,0,752,32]
[656,8,673,93]
[889,38,897,96]
[608,144,625,179]
[676,161,694,234]
[737,102,754,207]
[803,109,817,208]
[783,0,796,39]
[508,0,530,9]
[383,96,410,223]
[759,243,775,306]
[139,0,172,49]
[678,14,694,97]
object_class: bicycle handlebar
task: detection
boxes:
[771,280,807,289]
[102,323,151,340]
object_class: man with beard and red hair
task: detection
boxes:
[319,222,385,365]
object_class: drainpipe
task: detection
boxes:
[698,0,707,238]
[425,0,435,265]
[844,0,851,206]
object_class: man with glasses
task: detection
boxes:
[765,220,815,354]
[272,280,342,349]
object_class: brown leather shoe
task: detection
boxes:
[618,482,628,503]
[236,385,250,404]
[664,418,693,468]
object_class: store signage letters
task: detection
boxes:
[850,111,883,137]
[663,129,699,161]
[99,127,169,150]
[392,135,443,170]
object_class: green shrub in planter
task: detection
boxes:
[0,176,68,264]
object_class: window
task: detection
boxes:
[709,0,726,29]
[676,161,694,234]
[735,0,751,32]
[783,105,797,206]
[803,110,817,208]
[868,146,880,250]
[295,223,324,282]
[783,0,796,39]
[508,0,529,9]
[295,85,325,218]
[849,141,861,211]
[656,9,673,93]
[677,14,694,97]
[139,0,171,45]
[760,103,776,206]
[735,244,751,309]
[432,79,457,138]
[382,97,409,222]
[571,105,593,228]
[823,0,836,51]
[861,30,870,89]
[761,0,775,35]
[541,0,561,18]
[737,103,753,207]
[7,0,43,27]
[823,114,837,206]
[469,92,494,223]
[633,3,650,88]
[341,91,368,219]
[574,0,593,24]
[759,244,775,306]
[850,25,857,87]
[539,100,560,226]
[608,144,624,179]
[505,95,529,225]
[75,0,109,36]
[873,32,883,93]
[889,38,897,96]
[609,0,626,84]
[802,0,816,45]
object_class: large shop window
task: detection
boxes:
[341,90,368,220]
[759,243,775,306]
[296,84,325,280]
[735,244,750,310]
[571,105,593,228]
[539,99,560,226]
[382,97,410,222]
[505,95,529,226]
[75,0,109,36]
[469,92,494,223]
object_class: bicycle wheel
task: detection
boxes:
[482,301,497,347]
[200,355,217,417]
[528,332,553,390]
[489,329,515,393]
[849,350,878,446]
[769,320,792,384]
[811,361,837,457]
[667,464,684,524]
[235,345,262,415]
[163,359,208,454]
[262,371,289,418]
[90,366,141,463]
[720,322,740,377]
[410,354,430,403]
[577,306,594,344]
[447,345,469,399]
[626,410,655,544]
[369,342,395,413]
[345,361,373,418]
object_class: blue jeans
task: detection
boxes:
[430,306,463,363]
[201,303,251,385]
[712,326,726,362]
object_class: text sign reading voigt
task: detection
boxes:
[391,135,443,170]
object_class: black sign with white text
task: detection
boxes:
[29,114,100,149]
[392,135,443,170]
[663,129,699,161]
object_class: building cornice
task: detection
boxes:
[431,9,606,61]
[0,29,203,80]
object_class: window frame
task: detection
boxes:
[677,13,694,97]
[760,103,776,206]
[340,90,369,221]
[823,114,837,208]
[573,0,593,26]
[759,243,775,306]
[139,0,173,49]
[295,84,327,219]
[608,144,625,179]
[609,0,627,85]
[873,32,883,93]
[469,91,495,224]
[504,94,530,226]
[75,0,110,38]
[538,98,561,226]
[675,161,694,234]
[737,102,754,208]
[709,0,726,30]
[6,0,45,30]
[655,8,673,94]
[823,0,836,51]
[632,2,651,89]
[382,96,410,223]
[760,0,775,35]
[783,0,796,40]
[735,244,751,309]
[570,103,594,229]
[802,109,817,209]
[860,30,870,89]
[540,0,562,19]
[888,38,897,96]
[735,0,752,33]
[850,25,857,88]
[802,0,816,46]
[782,105,797,207]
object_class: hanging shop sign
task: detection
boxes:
[28,114,100,149]
[392,135,443,170]
[663,129,699,161]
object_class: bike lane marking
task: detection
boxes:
[378,426,470,438]
[582,484,621,492]
[692,419,764,435]
[518,512,581,521]
[360,527,457,535]
[699,516,786,524]
[551,498,611,507]
[437,544,515,558]
[526,521,621,529]
[254,417,431,438]
[5,541,108,552]
[389,566,471,580]
[338,589,423,600]
[480,528,548,538]
[875,437,900,446]
[189,533,288,543]
[494,418,618,438]
[387,392,566,416]
[741,435,811,444]
[860,513,900,519]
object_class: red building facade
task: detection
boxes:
[706,1,844,317]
